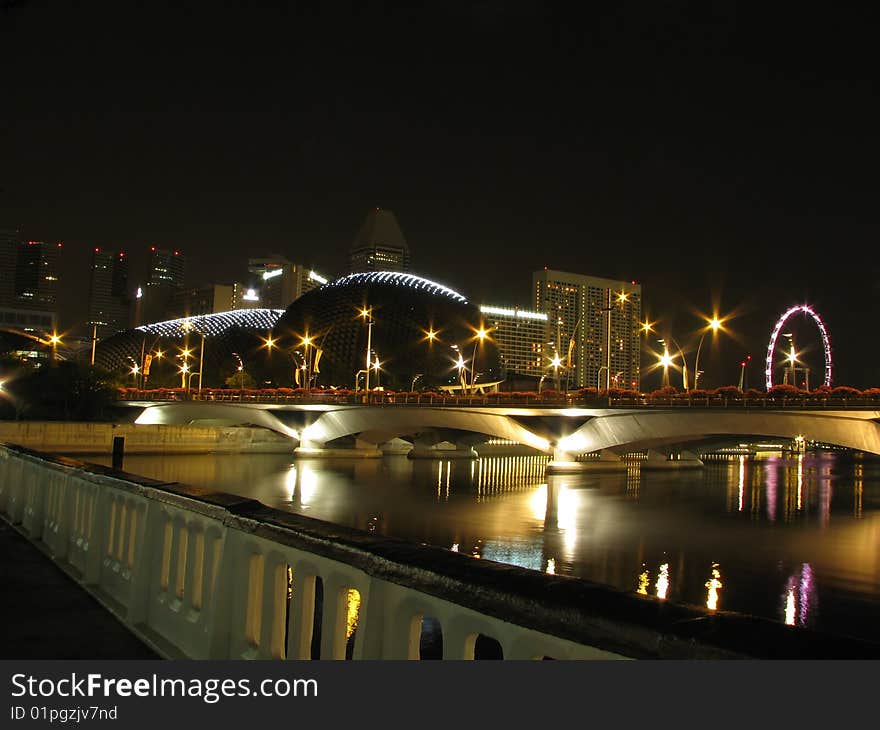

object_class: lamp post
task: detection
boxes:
[659,346,673,388]
[658,336,688,390]
[470,327,488,394]
[783,333,798,386]
[692,317,723,391]
[360,307,373,398]
[232,352,244,400]
[372,356,381,390]
[48,332,61,364]
[550,352,562,391]
[411,373,423,391]
[197,332,205,395]
[452,345,466,392]
[597,290,630,392]
[301,335,313,390]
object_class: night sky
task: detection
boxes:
[3,2,880,387]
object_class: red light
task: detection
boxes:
[94,247,100,252]
[119,252,125,257]
[174,251,179,256]
[150,246,156,251]
[631,280,637,285]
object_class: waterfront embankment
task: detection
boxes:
[0,422,292,455]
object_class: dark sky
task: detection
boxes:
[3,1,880,387]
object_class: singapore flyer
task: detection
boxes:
[764,304,832,390]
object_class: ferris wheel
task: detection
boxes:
[765,304,832,390]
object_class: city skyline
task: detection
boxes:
[3,3,879,386]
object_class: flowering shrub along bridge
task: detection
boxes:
[117,384,880,409]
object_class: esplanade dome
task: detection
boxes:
[269,272,501,390]
[93,309,284,387]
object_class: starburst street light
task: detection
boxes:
[48,332,62,363]
[693,315,725,390]
[549,351,563,391]
[659,346,674,388]
[300,334,314,389]
[469,326,489,394]
[359,306,374,396]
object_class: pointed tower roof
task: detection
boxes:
[348,207,411,273]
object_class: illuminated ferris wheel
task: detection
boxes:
[765,304,832,390]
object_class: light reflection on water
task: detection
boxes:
[84,450,880,644]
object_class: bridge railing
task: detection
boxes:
[117,388,880,410]
[3,443,874,659]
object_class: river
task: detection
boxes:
[83,449,880,645]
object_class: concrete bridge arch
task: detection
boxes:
[557,410,880,456]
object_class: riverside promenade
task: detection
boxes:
[0,517,158,660]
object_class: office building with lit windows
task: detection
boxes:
[348,208,411,273]
[0,237,61,333]
[247,255,327,309]
[479,305,548,380]
[148,247,186,288]
[87,249,130,340]
[533,269,642,391]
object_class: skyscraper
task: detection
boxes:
[348,208,411,273]
[479,305,548,380]
[533,269,642,391]
[134,246,187,325]
[0,228,19,311]
[148,247,186,288]
[87,249,130,339]
[247,255,327,309]
[0,238,61,332]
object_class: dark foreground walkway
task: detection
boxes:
[0,518,158,659]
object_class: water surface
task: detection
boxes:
[83,450,880,644]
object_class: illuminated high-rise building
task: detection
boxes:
[0,238,62,332]
[479,305,548,380]
[148,246,186,288]
[247,255,327,308]
[533,269,642,391]
[348,208,410,273]
[87,248,130,339]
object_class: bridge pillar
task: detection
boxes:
[408,440,478,460]
[641,449,704,470]
[294,437,382,459]
[547,447,625,474]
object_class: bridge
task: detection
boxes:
[119,393,880,471]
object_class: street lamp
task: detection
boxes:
[411,373,423,391]
[48,332,61,364]
[232,352,244,400]
[599,290,630,392]
[301,334,314,390]
[372,355,381,389]
[783,333,798,386]
[451,345,466,392]
[360,307,374,396]
[658,346,673,388]
[738,354,752,391]
[658,336,688,390]
[549,352,563,391]
[692,317,723,391]
[470,326,488,394]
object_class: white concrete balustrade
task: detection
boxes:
[4,442,829,660]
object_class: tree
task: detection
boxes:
[224,370,257,390]
[7,361,117,421]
